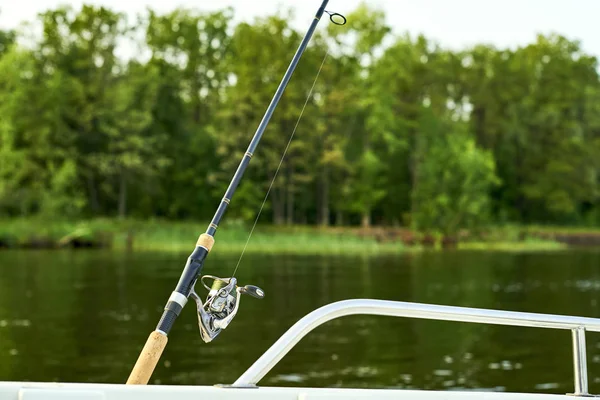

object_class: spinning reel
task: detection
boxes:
[190,275,265,343]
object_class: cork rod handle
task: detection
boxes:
[126,331,168,385]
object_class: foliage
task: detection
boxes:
[411,110,499,234]
[1,3,599,234]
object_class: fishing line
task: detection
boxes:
[231,49,331,278]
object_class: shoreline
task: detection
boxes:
[0,218,596,254]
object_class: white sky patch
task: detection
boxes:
[1,0,599,58]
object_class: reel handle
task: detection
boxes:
[239,285,265,299]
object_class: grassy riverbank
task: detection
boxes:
[0,218,594,254]
[0,218,406,255]
[457,239,567,252]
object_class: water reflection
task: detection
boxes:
[0,249,599,394]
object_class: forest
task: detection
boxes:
[1,3,599,235]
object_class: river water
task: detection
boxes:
[1,249,600,394]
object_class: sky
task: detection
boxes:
[1,0,600,57]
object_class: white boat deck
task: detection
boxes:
[0,382,575,400]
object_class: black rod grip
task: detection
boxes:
[156,309,178,335]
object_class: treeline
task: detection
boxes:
[1,4,599,233]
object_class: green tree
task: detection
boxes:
[330,3,391,227]
[145,8,232,219]
[218,12,323,224]
[411,110,499,235]
[0,24,15,58]
[36,6,126,215]
[98,61,167,218]
[0,46,84,216]
[0,48,37,214]
[367,34,456,226]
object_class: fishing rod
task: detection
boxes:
[126,0,345,385]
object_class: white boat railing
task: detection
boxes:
[232,299,600,396]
